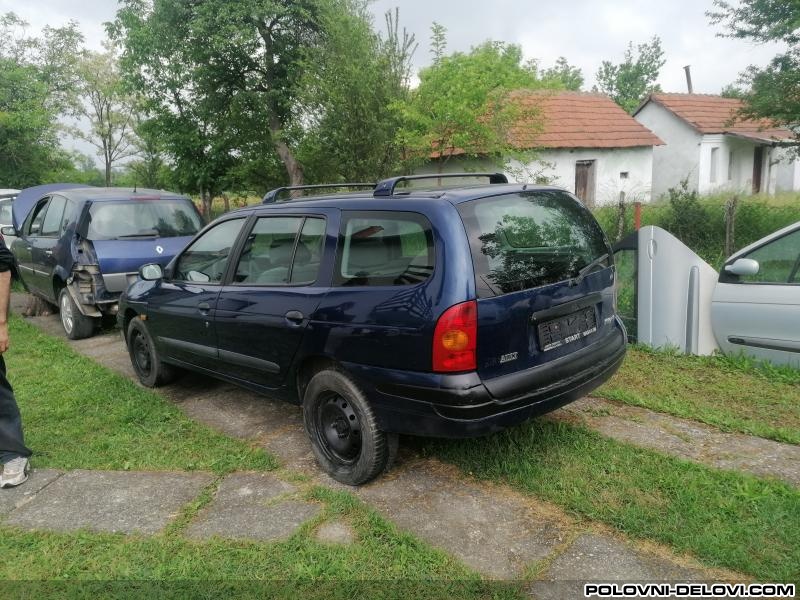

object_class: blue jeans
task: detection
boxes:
[0,355,30,464]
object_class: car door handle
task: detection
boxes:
[197,302,211,314]
[285,310,304,326]
[45,250,53,257]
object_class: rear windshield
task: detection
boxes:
[86,199,203,240]
[457,191,610,297]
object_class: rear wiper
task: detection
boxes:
[570,253,610,286]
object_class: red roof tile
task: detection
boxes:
[639,93,793,142]
[507,90,663,149]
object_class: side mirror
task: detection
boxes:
[724,258,760,277]
[139,263,164,281]
[0,226,16,237]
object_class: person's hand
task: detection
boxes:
[0,322,9,353]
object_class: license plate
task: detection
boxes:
[537,307,597,352]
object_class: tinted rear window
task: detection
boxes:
[334,211,434,287]
[86,199,202,240]
[457,191,610,297]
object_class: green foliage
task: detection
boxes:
[709,0,800,143]
[71,45,139,186]
[397,40,551,171]
[298,4,416,182]
[594,191,800,268]
[595,36,665,113]
[0,12,83,187]
[541,56,584,91]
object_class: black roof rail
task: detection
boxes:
[262,183,376,204]
[373,173,508,197]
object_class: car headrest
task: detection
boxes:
[347,238,390,271]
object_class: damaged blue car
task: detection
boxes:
[4,185,204,339]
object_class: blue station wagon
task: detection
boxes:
[6,185,203,339]
[119,174,627,484]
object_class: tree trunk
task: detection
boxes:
[105,160,112,187]
[269,117,304,186]
[222,193,230,214]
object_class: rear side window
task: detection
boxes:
[334,211,434,287]
[458,191,610,297]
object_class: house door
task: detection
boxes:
[752,146,764,193]
[575,160,596,207]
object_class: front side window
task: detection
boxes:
[86,199,203,240]
[334,212,434,287]
[41,195,68,237]
[458,191,610,297]
[27,198,50,236]
[739,229,800,284]
[174,218,245,284]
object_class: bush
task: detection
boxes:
[595,188,800,269]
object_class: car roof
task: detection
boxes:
[57,187,190,202]
[232,183,567,215]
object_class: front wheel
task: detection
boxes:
[303,369,398,486]
[126,317,177,387]
[58,288,96,340]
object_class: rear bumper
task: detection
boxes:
[345,322,627,438]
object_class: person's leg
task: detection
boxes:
[0,355,31,487]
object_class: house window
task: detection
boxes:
[728,151,735,181]
[619,171,629,179]
[710,147,719,183]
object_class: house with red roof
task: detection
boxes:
[421,91,664,207]
[634,93,798,198]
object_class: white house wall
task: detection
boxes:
[697,135,777,195]
[421,146,655,206]
[774,147,800,192]
[634,102,701,199]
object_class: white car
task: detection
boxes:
[712,221,800,368]
[0,190,19,249]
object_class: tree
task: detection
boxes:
[595,37,665,113]
[397,39,553,172]
[71,45,139,186]
[709,1,800,141]
[430,22,447,64]
[541,57,584,91]
[298,5,416,182]
[111,1,239,215]
[0,13,83,187]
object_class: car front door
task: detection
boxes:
[29,194,68,302]
[711,225,800,367]
[214,213,332,389]
[15,196,51,297]
[144,216,248,372]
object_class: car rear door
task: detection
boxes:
[711,225,800,367]
[456,190,618,384]
[144,216,248,371]
[214,211,333,389]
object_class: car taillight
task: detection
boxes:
[433,300,477,373]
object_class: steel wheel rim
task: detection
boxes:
[131,330,152,377]
[314,393,362,464]
[60,293,73,334]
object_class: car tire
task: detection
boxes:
[58,288,96,340]
[303,369,398,486]
[126,317,177,387]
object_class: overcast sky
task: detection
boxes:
[1,0,785,158]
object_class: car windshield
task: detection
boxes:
[86,199,203,240]
[457,191,611,297]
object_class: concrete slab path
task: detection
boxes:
[551,396,800,487]
[9,297,754,583]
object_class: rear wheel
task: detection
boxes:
[126,317,177,387]
[58,288,96,340]
[303,369,397,486]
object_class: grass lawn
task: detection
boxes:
[425,420,800,582]
[596,346,800,445]
[0,486,515,599]
[7,314,274,474]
